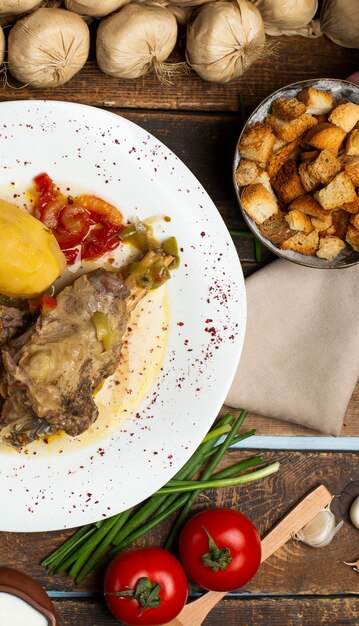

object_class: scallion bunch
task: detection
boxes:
[42,411,279,584]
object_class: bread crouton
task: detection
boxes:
[329,102,359,133]
[298,163,321,192]
[271,160,304,205]
[266,113,317,143]
[346,223,359,252]
[272,136,288,153]
[279,229,319,255]
[303,122,346,156]
[322,209,349,238]
[300,149,319,162]
[316,236,346,260]
[297,87,333,115]
[315,172,357,210]
[342,155,359,186]
[343,197,359,214]
[346,129,359,156]
[240,183,279,224]
[238,122,275,165]
[350,212,359,229]
[314,114,329,124]
[271,97,307,121]
[235,159,259,186]
[258,211,296,244]
[253,169,272,192]
[289,194,329,219]
[267,140,299,178]
[285,209,314,234]
[307,149,341,185]
[310,214,333,232]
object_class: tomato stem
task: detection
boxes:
[104,577,162,613]
[201,526,232,572]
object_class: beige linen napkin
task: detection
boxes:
[225,259,359,435]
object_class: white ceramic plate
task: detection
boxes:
[0,101,246,532]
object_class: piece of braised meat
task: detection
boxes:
[0,301,30,347]
[0,269,129,447]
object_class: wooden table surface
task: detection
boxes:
[1,21,359,626]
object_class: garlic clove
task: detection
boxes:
[344,560,359,574]
[349,496,359,529]
[293,508,343,548]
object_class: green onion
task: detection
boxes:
[68,415,236,582]
[120,224,137,240]
[164,410,249,550]
[169,456,263,486]
[162,236,180,268]
[229,229,263,263]
[69,508,134,582]
[201,423,231,442]
[157,462,280,494]
[211,455,263,479]
[41,524,94,570]
[111,414,234,548]
[229,229,255,239]
[106,495,190,564]
[42,411,279,584]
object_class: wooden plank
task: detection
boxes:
[2,451,358,594]
[116,109,245,212]
[0,32,358,112]
[51,597,359,626]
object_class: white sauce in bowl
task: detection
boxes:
[0,592,48,626]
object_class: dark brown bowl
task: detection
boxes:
[233,78,359,268]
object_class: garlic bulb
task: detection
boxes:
[349,496,359,529]
[65,0,129,18]
[96,4,178,80]
[319,0,359,49]
[166,4,193,24]
[0,0,60,27]
[252,0,318,36]
[294,509,343,548]
[186,0,266,83]
[0,26,4,64]
[8,8,90,87]
[0,0,41,15]
[167,0,215,6]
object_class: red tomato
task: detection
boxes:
[59,204,95,235]
[34,174,124,264]
[74,194,123,226]
[178,508,261,592]
[41,197,67,230]
[28,295,57,315]
[34,173,58,216]
[104,548,188,625]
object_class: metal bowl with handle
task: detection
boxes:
[233,78,359,269]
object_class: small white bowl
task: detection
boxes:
[233,78,359,269]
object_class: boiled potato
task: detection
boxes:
[0,199,66,298]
